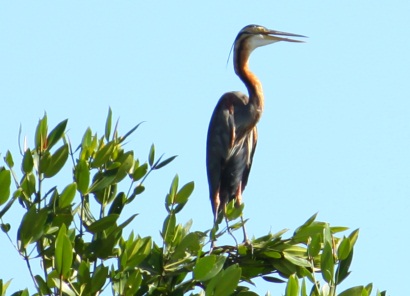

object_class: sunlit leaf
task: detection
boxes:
[285,274,299,296]
[337,236,351,260]
[320,241,334,283]
[349,229,360,247]
[55,224,73,279]
[91,141,115,168]
[193,255,226,281]
[35,114,48,151]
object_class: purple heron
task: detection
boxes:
[206,24,305,244]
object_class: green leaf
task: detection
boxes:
[119,122,144,143]
[349,228,360,247]
[172,232,202,259]
[22,150,33,174]
[148,144,155,167]
[0,170,11,205]
[91,264,108,293]
[162,213,176,245]
[86,214,119,234]
[206,264,241,296]
[1,223,11,233]
[55,224,73,279]
[108,192,126,215]
[4,150,14,168]
[337,236,351,260]
[175,181,194,204]
[59,183,77,208]
[17,206,48,250]
[35,275,51,295]
[320,241,334,284]
[154,155,177,169]
[127,185,145,203]
[307,233,321,257]
[285,274,299,296]
[44,144,69,178]
[35,114,48,151]
[47,119,68,151]
[92,141,115,168]
[114,151,134,182]
[193,255,226,281]
[283,252,310,267]
[105,107,112,141]
[301,278,307,296]
[124,236,152,268]
[75,159,90,194]
[262,276,285,283]
[335,249,353,284]
[338,286,365,296]
[131,163,148,181]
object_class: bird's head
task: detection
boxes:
[234,24,306,53]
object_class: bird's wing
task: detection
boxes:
[206,92,246,212]
[241,126,258,191]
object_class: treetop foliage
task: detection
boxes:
[0,109,385,296]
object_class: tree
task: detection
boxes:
[0,110,385,296]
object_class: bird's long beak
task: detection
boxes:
[265,30,307,43]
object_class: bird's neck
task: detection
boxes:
[234,50,264,118]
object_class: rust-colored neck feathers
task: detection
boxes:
[234,42,264,118]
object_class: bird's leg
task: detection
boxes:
[210,191,221,251]
[235,182,250,246]
[224,204,238,247]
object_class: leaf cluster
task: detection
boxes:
[0,110,385,296]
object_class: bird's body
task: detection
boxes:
[206,25,305,243]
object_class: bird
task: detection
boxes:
[206,24,305,245]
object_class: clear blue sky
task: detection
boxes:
[1,1,409,295]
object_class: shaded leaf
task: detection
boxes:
[0,170,11,205]
[22,150,33,174]
[47,119,68,151]
[59,183,77,208]
[154,155,177,169]
[105,107,112,141]
[17,206,48,250]
[85,214,119,234]
[44,144,68,178]
[175,181,194,204]
[75,159,90,194]
[338,286,365,296]
[4,150,14,168]
[148,144,155,167]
